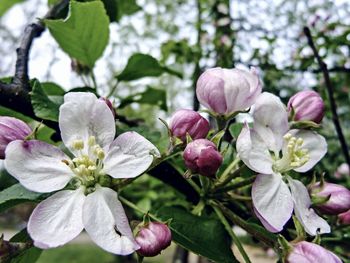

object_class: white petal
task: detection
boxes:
[28,188,85,248]
[236,124,274,174]
[4,140,73,193]
[59,92,115,155]
[83,186,139,255]
[288,130,327,173]
[287,177,330,235]
[252,92,289,152]
[252,173,293,232]
[104,132,160,179]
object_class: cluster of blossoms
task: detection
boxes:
[1,66,349,262]
[1,93,171,257]
[167,66,348,262]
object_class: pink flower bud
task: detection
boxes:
[338,209,350,225]
[169,109,210,141]
[334,163,349,179]
[311,182,350,215]
[196,67,261,115]
[287,90,325,123]
[135,222,172,257]
[287,241,342,263]
[183,139,223,177]
[99,97,116,118]
[0,117,32,159]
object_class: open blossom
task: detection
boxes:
[196,67,261,115]
[135,222,172,257]
[237,92,329,235]
[0,116,32,159]
[287,241,342,263]
[287,90,324,123]
[4,92,160,255]
[169,109,210,141]
[183,139,223,177]
[310,182,350,215]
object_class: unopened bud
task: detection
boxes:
[0,117,32,159]
[99,97,116,119]
[334,163,349,179]
[287,241,341,263]
[183,139,223,177]
[169,109,209,142]
[338,209,350,225]
[196,67,261,116]
[287,90,325,124]
[310,182,350,215]
[135,222,172,257]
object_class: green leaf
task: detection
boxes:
[0,0,24,17]
[9,247,42,263]
[41,82,65,96]
[115,0,141,21]
[156,206,238,263]
[44,1,110,68]
[31,80,61,122]
[0,184,44,213]
[229,122,243,139]
[119,86,167,111]
[117,53,182,81]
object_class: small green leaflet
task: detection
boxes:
[117,53,182,81]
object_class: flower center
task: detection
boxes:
[63,136,106,188]
[273,133,310,173]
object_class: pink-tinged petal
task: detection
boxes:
[287,241,342,263]
[104,132,160,179]
[288,130,327,173]
[236,123,274,174]
[287,177,330,235]
[28,188,85,248]
[196,68,227,114]
[4,140,73,193]
[252,92,289,152]
[253,206,281,232]
[0,116,32,159]
[252,173,293,233]
[223,68,261,113]
[59,92,115,155]
[83,186,139,255]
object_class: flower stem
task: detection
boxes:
[214,175,256,193]
[119,196,161,222]
[211,201,276,247]
[107,80,119,98]
[211,204,252,263]
[90,70,98,90]
[214,158,242,189]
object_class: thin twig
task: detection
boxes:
[0,0,69,135]
[303,26,350,169]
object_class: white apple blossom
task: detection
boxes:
[236,92,330,235]
[4,92,160,255]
